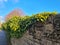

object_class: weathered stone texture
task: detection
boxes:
[11,15,60,45]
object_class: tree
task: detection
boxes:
[5,8,25,21]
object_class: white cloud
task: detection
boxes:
[0,16,4,23]
[0,0,19,8]
[0,0,8,8]
[15,0,19,3]
[12,0,19,3]
[0,0,8,2]
[0,16,3,18]
[4,0,8,2]
[0,16,3,21]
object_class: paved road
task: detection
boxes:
[0,30,8,45]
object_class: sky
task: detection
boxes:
[0,0,60,21]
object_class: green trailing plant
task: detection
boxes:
[2,12,57,38]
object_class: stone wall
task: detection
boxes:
[11,15,60,45]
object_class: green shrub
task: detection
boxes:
[2,12,57,38]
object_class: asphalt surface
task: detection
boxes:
[0,30,8,45]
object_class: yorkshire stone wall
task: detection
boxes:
[11,15,60,45]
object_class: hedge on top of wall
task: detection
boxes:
[2,12,57,38]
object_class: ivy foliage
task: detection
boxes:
[2,12,57,38]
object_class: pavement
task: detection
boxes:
[0,30,8,45]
